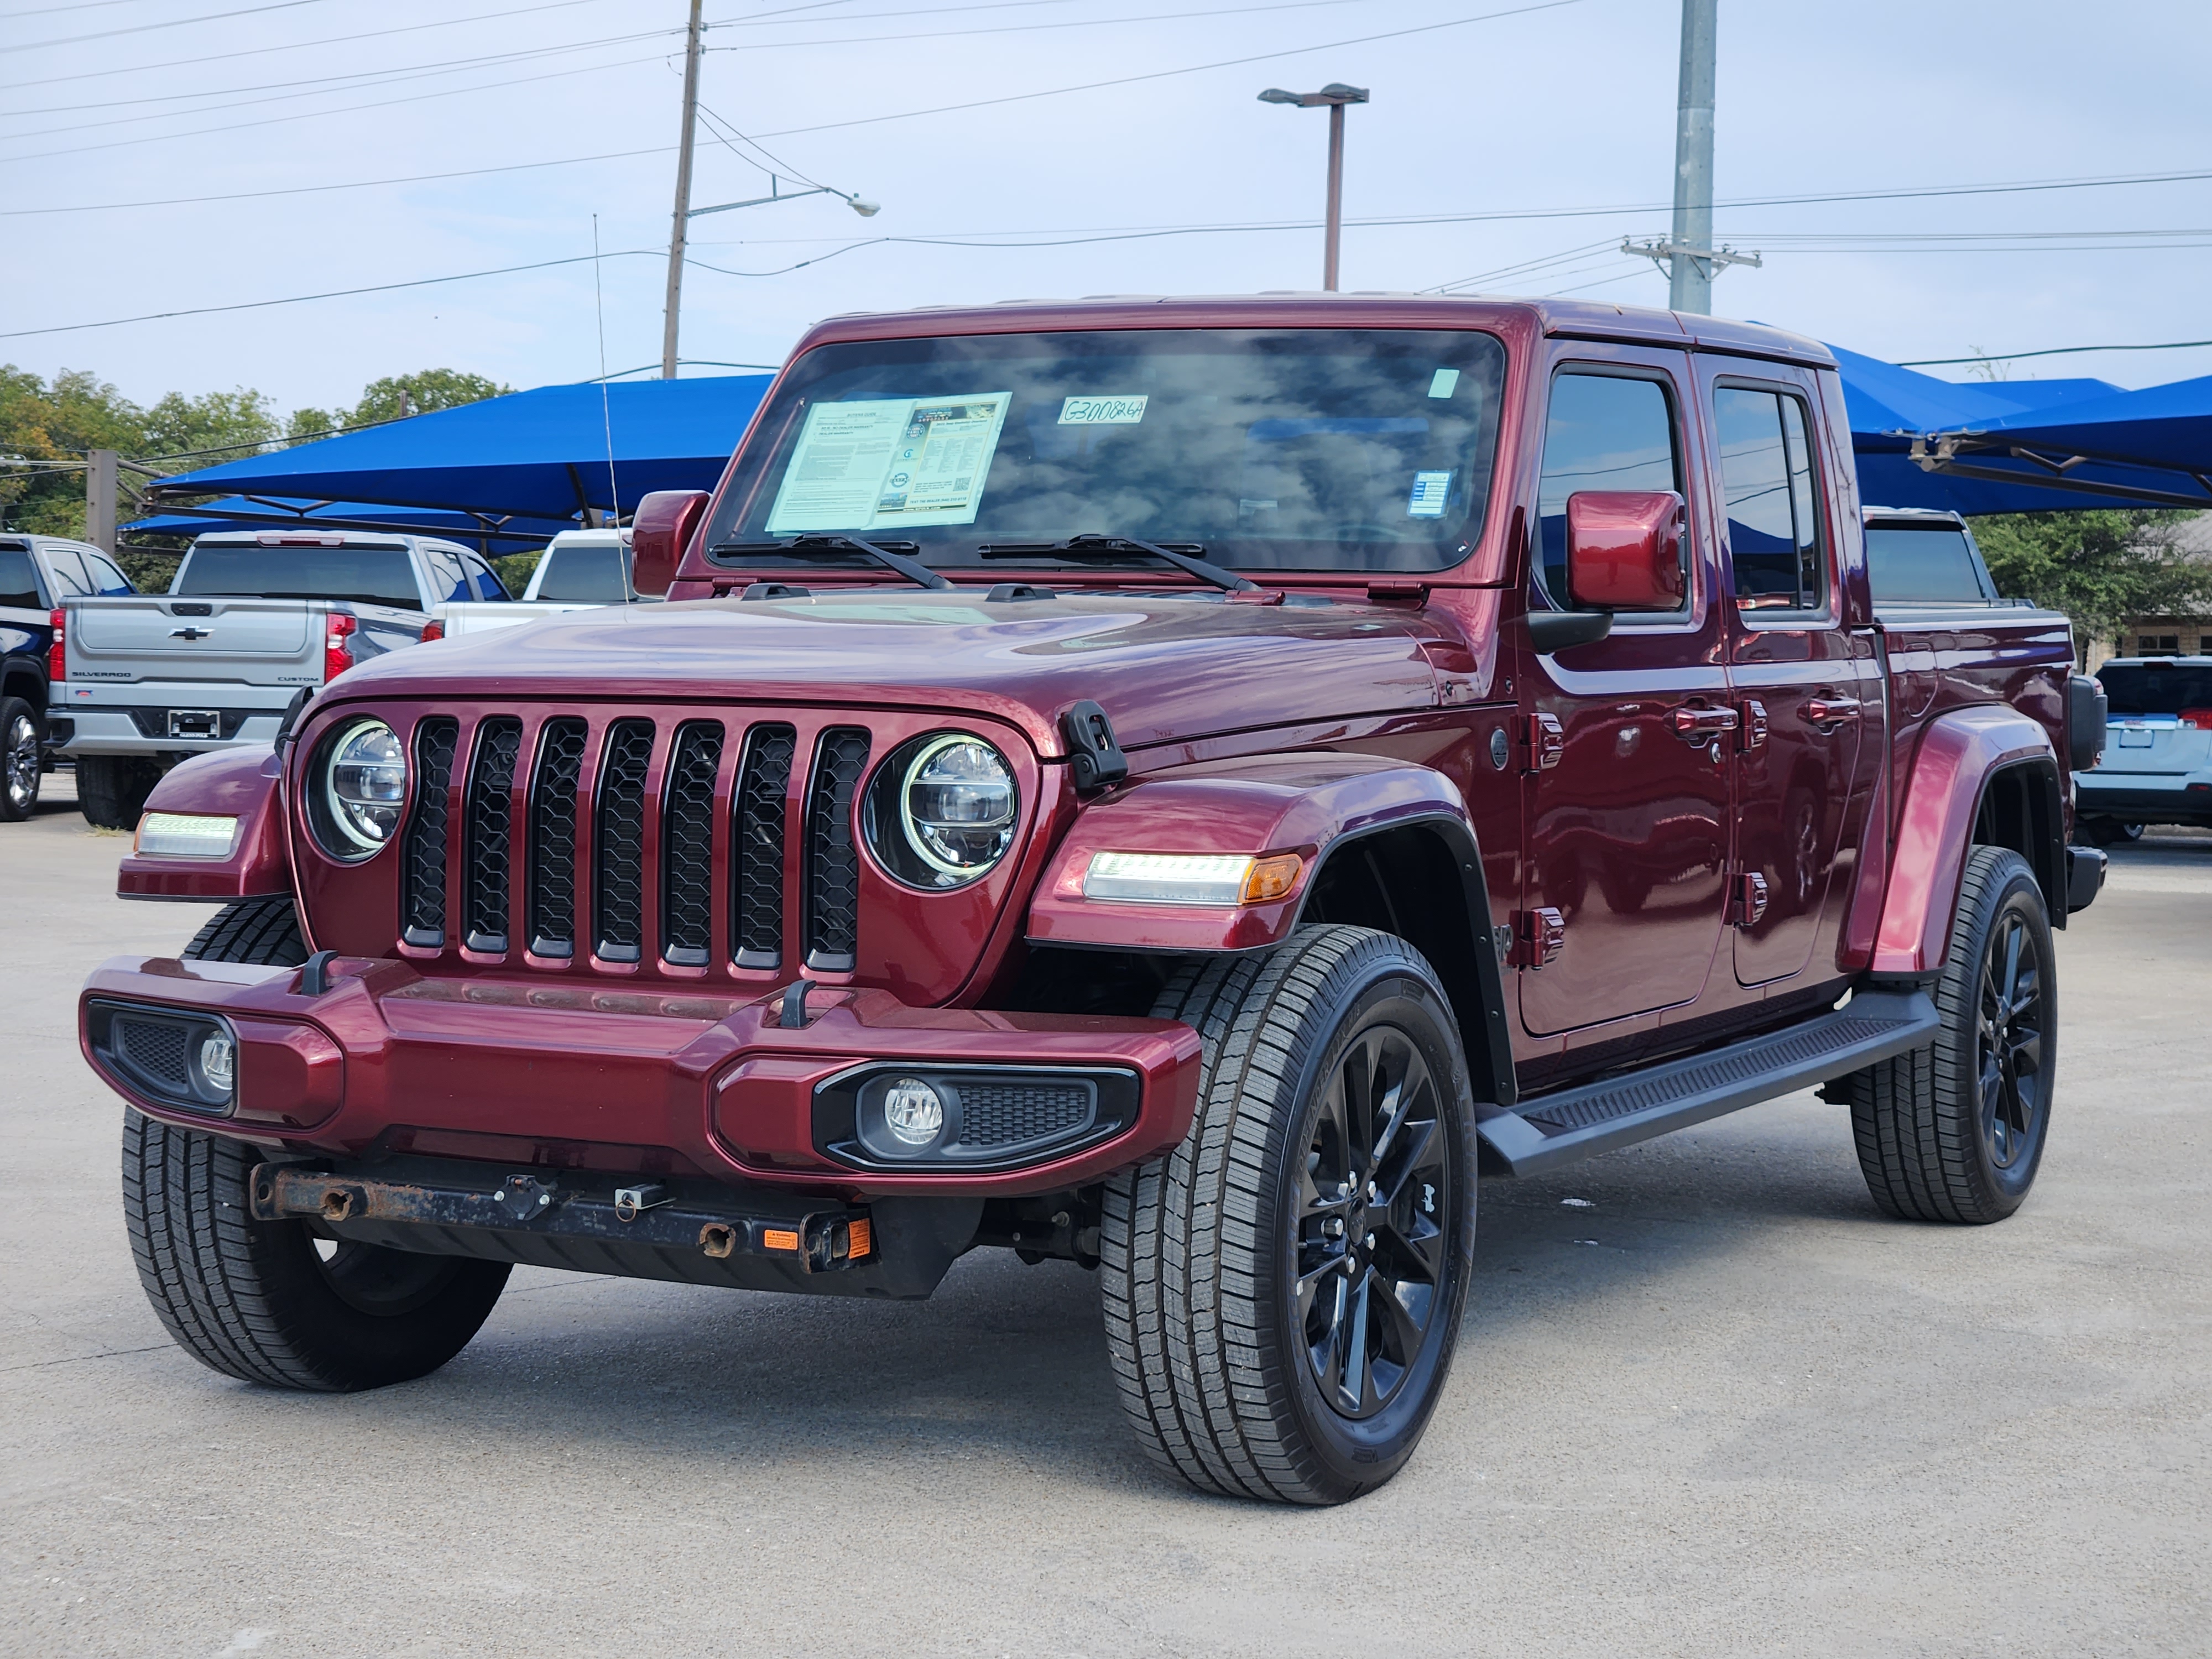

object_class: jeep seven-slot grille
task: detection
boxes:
[400,717,458,948]
[733,724,795,969]
[526,718,587,957]
[392,713,877,977]
[463,717,523,953]
[660,721,723,967]
[805,728,870,973]
[594,719,655,963]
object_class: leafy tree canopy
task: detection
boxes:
[1970,509,2212,662]
[290,368,513,439]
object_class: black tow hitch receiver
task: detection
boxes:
[250,1160,874,1273]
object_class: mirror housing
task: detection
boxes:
[1566,489,1686,611]
[629,489,711,597]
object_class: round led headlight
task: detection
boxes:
[864,732,1018,889]
[319,717,408,857]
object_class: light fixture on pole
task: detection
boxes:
[1258,82,1368,291]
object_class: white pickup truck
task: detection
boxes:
[49,529,509,826]
[429,528,650,638]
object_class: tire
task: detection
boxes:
[1842,847,2057,1224]
[76,753,161,830]
[0,696,39,822]
[1100,925,1478,1505]
[119,896,510,1391]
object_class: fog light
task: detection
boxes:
[882,1077,945,1145]
[197,1032,236,1094]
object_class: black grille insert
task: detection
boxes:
[732,723,795,970]
[804,727,870,973]
[400,717,458,948]
[526,717,587,958]
[660,721,724,967]
[954,1081,1093,1147]
[462,717,523,954]
[594,719,655,963]
[115,1015,191,1093]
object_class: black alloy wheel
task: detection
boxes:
[0,697,39,821]
[1843,846,2058,1224]
[1295,1025,1452,1422]
[1975,905,2047,1175]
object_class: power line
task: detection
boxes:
[7,0,336,53]
[1900,340,2212,366]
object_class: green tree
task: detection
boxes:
[1971,509,2212,663]
[1,365,145,541]
[347,369,513,425]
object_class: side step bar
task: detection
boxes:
[1477,988,1938,1178]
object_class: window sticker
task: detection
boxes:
[1058,394,1149,425]
[1406,470,1453,518]
[1427,368,1460,399]
[766,392,1013,533]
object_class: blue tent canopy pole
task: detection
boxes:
[1905,431,2212,512]
[122,500,565,548]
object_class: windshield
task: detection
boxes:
[2098,663,2212,715]
[175,544,421,610]
[706,328,1507,575]
[1865,524,1991,603]
[535,544,630,602]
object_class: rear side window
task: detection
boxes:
[534,545,629,603]
[464,555,509,601]
[0,547,41,611]
[84,551,134,596]
[1864,525,1991,603]
[176,545,424,610]
[421,546,469,604]
[41,547,90,598]
[1536,372,1687,611]
[2098,664,2212,715]
[1714,386,1827,611]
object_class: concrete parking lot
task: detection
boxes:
[4,772,2207,1658]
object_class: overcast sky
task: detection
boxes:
[4,0,2209,418]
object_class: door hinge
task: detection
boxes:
[1729,872,1770,928]
[1509,907,1566,968]
[1520,712,1564,773]
[1738,697,1768,750]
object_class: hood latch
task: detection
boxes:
[1061,700,1129,790]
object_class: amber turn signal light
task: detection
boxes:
[1240,854,1302,904]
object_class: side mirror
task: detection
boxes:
[1566,489,1686,611]
[629,489,711,597]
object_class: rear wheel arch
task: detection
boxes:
[1970,758,2067,928]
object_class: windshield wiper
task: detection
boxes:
[709,533,951,592]
[976,533,1255,594]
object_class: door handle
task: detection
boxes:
[1806,695,1863,727]
[1671,704,1740,742]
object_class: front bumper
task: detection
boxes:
[78,954,1202,1198]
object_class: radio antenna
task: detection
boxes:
[592,213,620,526]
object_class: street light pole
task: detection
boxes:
[660,0,705,381]
[1668,0,1716,314]
[1259,83,1369,291]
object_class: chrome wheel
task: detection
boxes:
[1295,1024,1452,1421]
[3,712,38,816]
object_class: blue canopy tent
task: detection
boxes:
[1828,345,2212,515]
[122,498,581,555]
[132,374,774,547]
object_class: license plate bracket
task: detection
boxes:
[168,709,219,739]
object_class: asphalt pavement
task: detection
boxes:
[4,771,2208,1658]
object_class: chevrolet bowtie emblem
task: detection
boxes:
[169,627,213,640]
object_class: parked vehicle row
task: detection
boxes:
[428,528,652,638]
[84,294,2106,1505]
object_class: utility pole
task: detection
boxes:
[1623,0,1757,312]
[85,450,117,554]
[1258,83,1368,291]
[1669,0,1715,314]
[660,0,705,380]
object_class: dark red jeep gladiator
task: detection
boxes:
[84,296,2110,1505]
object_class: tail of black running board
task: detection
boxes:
[1476,988,1938,1178]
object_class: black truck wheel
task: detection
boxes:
[1843,847,2057,1224]
[76,754,161,830]
[1100,925,1477,1505]
[0,696,39,821]
[121,897,510,1390]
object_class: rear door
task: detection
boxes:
[1698,359,1879,987]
